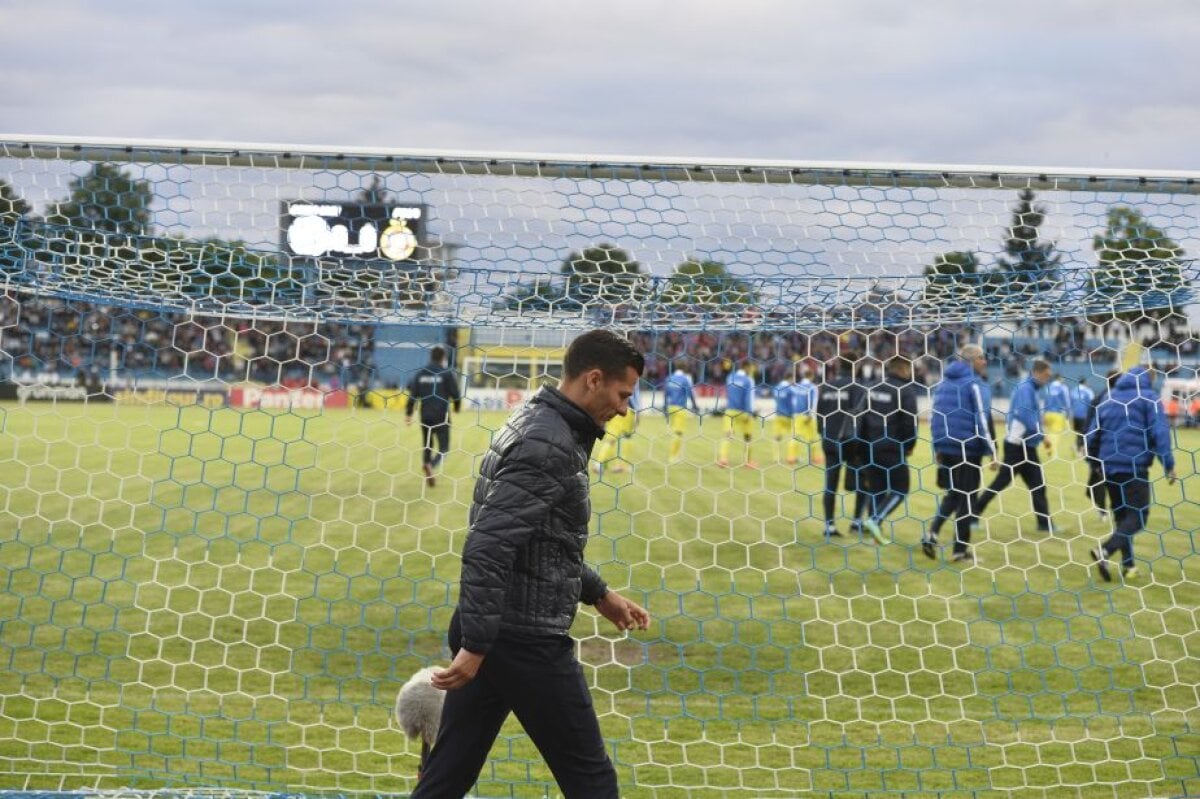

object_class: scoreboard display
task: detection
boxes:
[280,201,424,262]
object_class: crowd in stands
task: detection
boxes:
[3,294,1195,394]
[629,321,1195,396]
[629,326,967,388]
[0,295,375,388]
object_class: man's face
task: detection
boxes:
[1033,368,1051,387]
[581,366,640,426]
[973,353,988,377]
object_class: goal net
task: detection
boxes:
[0,136,1196,799]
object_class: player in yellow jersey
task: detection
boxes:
[790,366,823,465]
[718,360,758,469]
[663,363,700,463]
[593,380,641,474]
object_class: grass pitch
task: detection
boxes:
[0,401,1197,799]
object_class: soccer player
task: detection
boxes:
[405,345,463,488]
[1041,373,1070,458]
[718,359,758,468]
[790,365,823,466]
[1087,366,1176,581]
[856,357,918,545]
[663,362,700,463]
[593,380,641,474]
[771,372,796,463]
[411,329,650,799]
[1070,378,1096,454]
[973,359,1054,533]
[924,344,998,563]
[816,357,866,539]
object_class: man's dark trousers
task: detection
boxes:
[421,417,450,466]
[975,440,1051,530]
[860,443,910,521]
[822,439,862,524]
[412,615,619,799]
[1101,474,1151,569]
[932,452,984,554]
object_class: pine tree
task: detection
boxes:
[0,180,32,229]
[661,258,758,307]
[995,188,1061,297]
[923,250,982,309]
[560,243,644,306]
[46,163,153,236]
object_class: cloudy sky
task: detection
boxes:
[4,0,1200,172]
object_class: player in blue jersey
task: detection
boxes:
[663,363,700,463]
[718,360,758,469]
[771,374,795,463]
[790,366,823,466]
[1041,373,1070,458]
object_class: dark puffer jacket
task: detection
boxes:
[1087,366,1175,477]
[931,359,996,459]
[457,386,610,654]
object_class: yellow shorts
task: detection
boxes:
[793,415,819,443]
[772,415,793,439]
[606,411,636,439]
[1043,412,1068,434]
[724,409,755,438]
[667,407,690,435]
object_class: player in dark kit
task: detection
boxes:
[816,357,867,540]
[856,357,919,545]
[405,345,463,487]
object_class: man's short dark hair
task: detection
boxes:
[1032,358,1051,375]
[563,329,645,380]
[430,345,446,363]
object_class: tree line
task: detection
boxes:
[0,164,286,303]
[922,188,1190,320]
[0,166,1190,319]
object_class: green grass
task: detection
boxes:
[0,402,1197,799]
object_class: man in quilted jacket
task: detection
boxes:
[411,328,651,799]
[924,344,998,563]
[1087,365,1177,581]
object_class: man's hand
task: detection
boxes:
[405,415,413,427]
[430,648,485,690]
[595,590,651,633]
[1167,469,1177,485]
[988,458,1000,472]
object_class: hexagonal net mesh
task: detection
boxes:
[0,137,1197,799]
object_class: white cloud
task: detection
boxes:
[3,0,1200,170]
